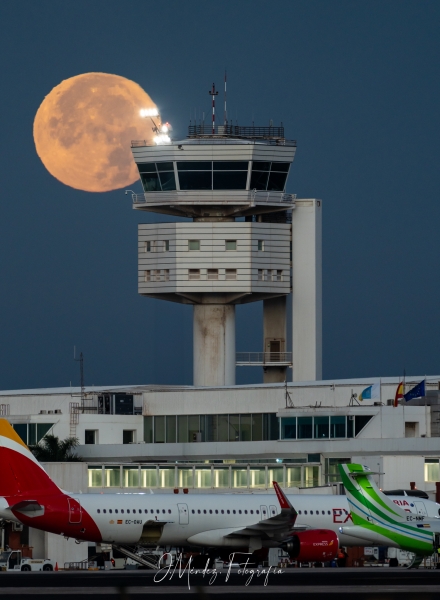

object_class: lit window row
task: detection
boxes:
[87,462,321,489]
[258,269,283,282]
[144,270,170,282]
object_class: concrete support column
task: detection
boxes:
[193,304,235,386]
[263,296,287,383]
[291,199,322,381]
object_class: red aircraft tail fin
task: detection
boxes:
[0,419,61,498]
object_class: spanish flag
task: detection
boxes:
[394,382,404,407]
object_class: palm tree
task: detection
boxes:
[31,434,82,462]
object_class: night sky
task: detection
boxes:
[1,1,439,390]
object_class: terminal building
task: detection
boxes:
[1,113,439,564]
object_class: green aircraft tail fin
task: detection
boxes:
[338,463,434,555]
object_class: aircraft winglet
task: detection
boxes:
[273,481,298,526]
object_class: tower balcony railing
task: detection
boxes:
[131,190,296,206]
[236,352,293,366]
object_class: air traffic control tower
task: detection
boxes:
[130,119,321,386]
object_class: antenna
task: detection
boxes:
[224,71,227,126]
[74,351,85,410]
[208,83,218,134]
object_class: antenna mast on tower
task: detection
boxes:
[208,83,218,134]
[224,71,227,126]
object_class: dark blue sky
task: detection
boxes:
[0,1,439,389]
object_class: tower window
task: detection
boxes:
[188,269,200,280]
[207,269,218,280]
[276,270,283,281]
[188,240,200,251]
[225,269,237,280]
[164,240,170,251]
[164,269,170,281]
[258,269,264,281]
[145,241,151,252]
[257,240,265,251]
[225,240,237,251]
[144,270,151,282]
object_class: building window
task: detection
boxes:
[145,241,151,252]
[207,269,218,280]
[188,269,200,280]
[188,240,200,251]
[225,269,237,280]
[85,430,97,445]
[258,269,264,281]
[250,161,290,192]
[225,240,237,251]
[425,459,440,482]
[258,240,265,251]
[144,270,151,282]
[164,269,170,281]
[164,240,170,251]
[123,430,135,444]
[276,270,283,281]
[154,269,161,281]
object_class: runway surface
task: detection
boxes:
[0,568,440,599]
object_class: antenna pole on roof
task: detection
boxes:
[224,71,227,126]
[208,83,218,135]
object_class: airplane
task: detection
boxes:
[0,419,439,566]
[337,463,440,568]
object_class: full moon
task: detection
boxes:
[33,72,157,192]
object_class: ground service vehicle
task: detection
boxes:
[0,549,54,571]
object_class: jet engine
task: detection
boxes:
[281,529,339,562]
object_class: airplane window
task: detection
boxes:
[233,510,236,514]
[121,510,124,514]
[151,509,154,514]
[239,510,242,514]
[192,510,195,514]
[203,510,207,514]
[144,510,147,514]
[227,510,230,514]
[256,510,259,514]
[168,509,171,514]
[127,510,130,514]
[162,509,165,514]
[156,509,160,514]
[221,510,224,514]
[215,510,218,514]
[328,511,331,515]
[109,510,112,514]
[310,511,313,514]
[244,510,248,514]
[298,511,301,514]
[115,510,118,514]
[103,509,107,514]
[198,510,201,514]
[322,511,325,515]
[438,509,440,516]
[139,510,142,514]
[304,511,307,515]
[209,510,212,514]
[97,509,101,514]
[250,510,253,514]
